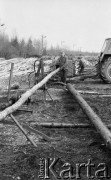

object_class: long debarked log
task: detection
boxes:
[0,68,60,121]
[36,122,111,129]
[35,122,92,128]
[66,83,111,149]
[2,120,111,129]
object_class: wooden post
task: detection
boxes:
[66,83,111,149]
[40,59,46,100]
[7,63,14,101]
[35,59,41,83]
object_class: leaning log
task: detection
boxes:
[0,67,60,121]
[10,114,37,147]
[22,124,61,142]
[66,83,111,149]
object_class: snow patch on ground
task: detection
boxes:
[0,58,52,79]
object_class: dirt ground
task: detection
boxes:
[0,61,111,179]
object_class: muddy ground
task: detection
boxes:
[0,64,111,179]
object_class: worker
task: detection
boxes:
[78,56,84,74]
[57,51,68,83]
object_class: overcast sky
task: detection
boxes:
[0,0,111,52]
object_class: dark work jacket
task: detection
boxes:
[57,56,68,70]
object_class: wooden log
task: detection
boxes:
[32,122,111,129]
[17,108,33,113]
[10,114,37,147]
[35,122,92,128]
[66,83,111,149]
[0,67,60,121]
[2,120,111,129]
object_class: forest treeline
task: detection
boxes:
[0,33,45,59]
[0,33,98,59]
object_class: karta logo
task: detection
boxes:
[38,158,110,179]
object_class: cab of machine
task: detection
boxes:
[99,38,111,61]
[101,38,111,54]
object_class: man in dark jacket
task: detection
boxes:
[78,55,84,74]
[57,51,67,83]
